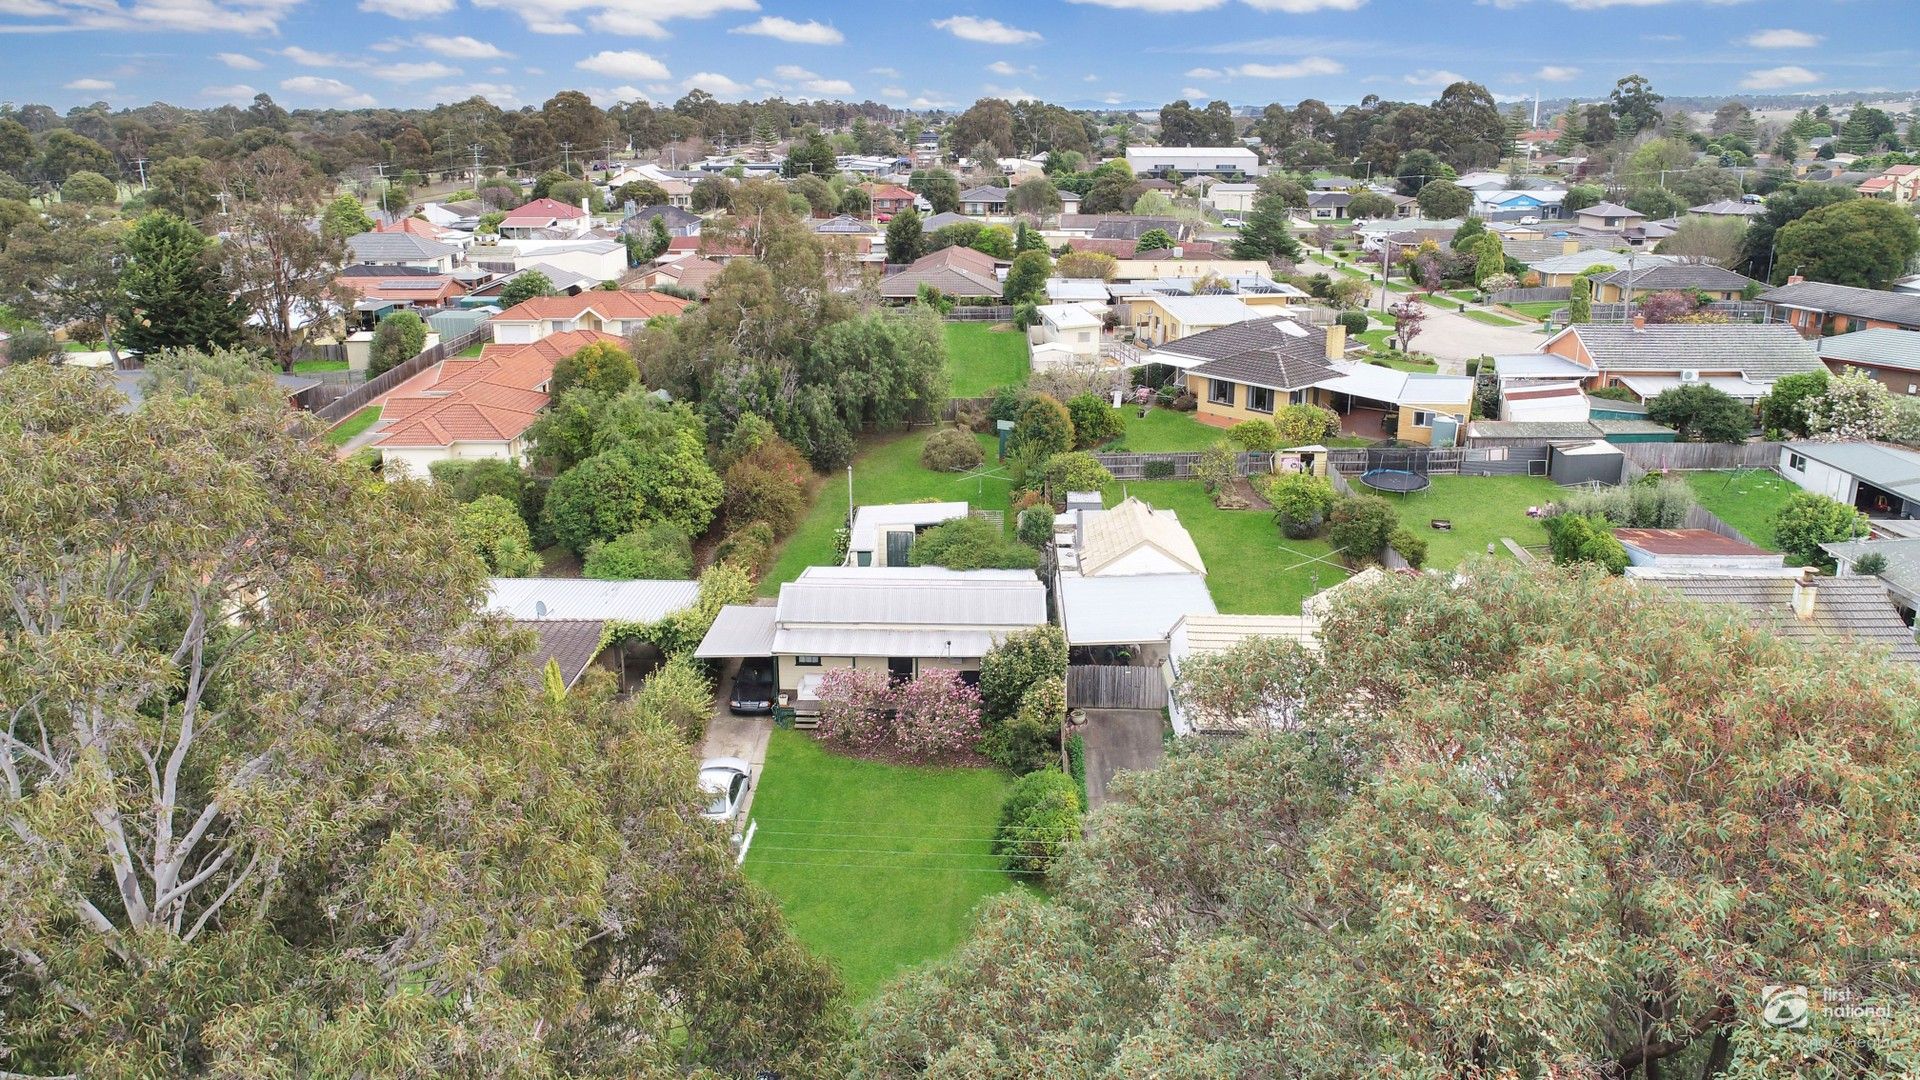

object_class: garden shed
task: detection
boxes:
[1548,440,1625,486]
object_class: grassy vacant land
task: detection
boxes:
[762,429,1009,596]
[324,405,381,447]
[1462,310,1524,327]
[944,323,1029,397]
[743,730,1024,1000]
[1683,469,1798,551]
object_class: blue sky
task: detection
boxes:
[2,0,1912,115]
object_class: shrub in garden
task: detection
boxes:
[815,668,895,750]
[456,494,542,576]
[1142,460,1175,480]
[1067,392,1125,449]
[632,653,713,743]
[1264,472,1337,539]
[987,385,1027,424]
[816,667,983,758]
[922,427,985,472]
[1016,506,1056,548]
[993,768,1083,877]
[429,458,526,507]
[1008,394,1074,460]
[1273,403,1339,446]
[1195,441,1237,494]
[550,340,638,397]
[1170,390,1197,412]
[984,674,1065,773]
[715,521,776,576]
[368,310,427,377]
[1039,451,1114,504]
[583,522,694,580]
[1543,514,1628,574]
[978,624,1068,723]
[723,435,811,533]
[909,517,1038,570]
[1336,310,1369,336]
[1229,419,1283,452]
[1328,494,1399,564]
[1389,526,1428,569]
[1773,492,1869,569]
[1553,481,1695,528]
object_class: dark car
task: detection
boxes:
[728,657,776,715]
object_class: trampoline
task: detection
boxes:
[1356,447,1431,496]
[1358,468,1431,495]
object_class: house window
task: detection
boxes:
[1208,379,1236,406]
[1290,389,1308,406]
[795,655,822,666]
[1248,386,1276,413]
[856,550,872,566]
[1412,410,1436,428]
[887,657,915,682]
[1788,452,1807,472]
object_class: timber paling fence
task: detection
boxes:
[1326,446,1550,478]
[314,325,492,423]
[1489,286,1571,304]
[1617,440,1781,473]
[1094,450,1276,480]
[1066,665,1168,710]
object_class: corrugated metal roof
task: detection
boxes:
[1059,573,1216,646]
[694,604,779,658]
[1614,528,1772,557]
[775,566,1046,629]
[1170,612,1319,656]
[486,577,699,621]
[772,627,1007,658]
[515,619,606,690]
[848,502,970,551]
[1817,328,1920,373]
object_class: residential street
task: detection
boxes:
[1297,252,1547,365]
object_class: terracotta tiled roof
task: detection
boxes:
[866,183,915,201]
[377,217,449,238]
[333,274,467,302]
[493,290,691,323]
[374,330,623,449]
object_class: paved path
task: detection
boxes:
[1079,709,1166,810]
[701,658,773,833]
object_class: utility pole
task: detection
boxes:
[214,191,231,217]
[469,143,483,184]
[560,140,573,175]
[371,162,389,220]
[132,156,148,191]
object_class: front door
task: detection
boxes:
[884,530,913,567]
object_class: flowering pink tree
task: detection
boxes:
[815,668,893,751]
[889,669,985,756]
[1638,289,1701,324]
[1388,299,1428,353]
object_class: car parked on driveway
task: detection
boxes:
[698,757,752,822]
[728,657,776,714]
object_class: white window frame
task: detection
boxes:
[1412,410,1436,428]
[1208,379,1236,406]
[1788,452,1807,472]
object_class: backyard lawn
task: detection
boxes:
[742,730,1025,1000]
[944,323,1029,397]
[761,429,1010,595]
[1408,474,1562,566]
[324,405,381,447]
[1683,469,1797,551]
[1098,479,1345,615]
[1114,407,1227,452]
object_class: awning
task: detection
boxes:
[693,605,778,659]
[1058,573,1216,646]
[771,627,1005,659]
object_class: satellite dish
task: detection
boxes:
[535,600,548,617]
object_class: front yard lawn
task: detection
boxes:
[944,323,1029,397]
[743,730,1024,1000]
[1683,469,1796,551]
[1462,310,1524,327]
[1503,301,1564,320]
[324,405,381,447]
[762,429,1010,595]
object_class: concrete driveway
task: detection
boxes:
[1079,709,1166,810]
[701,658,773,832]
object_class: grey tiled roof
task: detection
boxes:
[1639,574,1920,663]
[1816,328,1920,372]
[959,186,1009,202]
[1090,216,1185,241]
[1564,323,1823,379]
[1577,201,1640,218]
[1167,318,1340,390]
[346,231,456,262]
[1822,537,1920,598]
[1590,263,1760,292]
[1760,281,1920,328]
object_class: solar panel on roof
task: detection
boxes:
[382,280,442,290]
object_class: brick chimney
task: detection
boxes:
[1561,238,1579,255]
[1632,314,1646,332]
[1786,274,1805,285]
[1791,565,1818,621]
[1324,323,1347,360]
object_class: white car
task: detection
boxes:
[698,757,752,822]
[1518,216,1541,225]
[1220,216,1243,228]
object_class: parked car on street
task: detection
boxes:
[728,657,776,714]
[698,757,752,822]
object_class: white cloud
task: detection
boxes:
[1242,0,1366,8]
[982,84,1036,100]
[514,0,758,39]
[1066,0,1224,10]
[418,34,507,58]
[588,9,668,36]
[377,61,459,81]
[870,67,901,77]
[576,49,671,80]
[1741,65,1820,90]
[1084,74,1098,82]
[1533,64,1579,81]
[732,14,842,44]
[1404,69,1465,88]
[526,17,580,33]
[279,75,377,107]
[217,51,262,70]
[64,77,112,91]
[931,15,1040,44]
[202,83,258,100]
[988,60,1035,76]
[1,0,301,34]
[803,78,853,96]
[1181,86,1210,99]
[774,64,816,80]
[1101,92,1124,104]
[1229,57,1344,79]
[1185,66,1222,79]
[280,45,348,67]
[682,72,752,98]
[358,0,455,16]
[433,81,520,107]
[1742,28,1820,48]
[1561,0,1747,7]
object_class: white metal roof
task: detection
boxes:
[1493,353,1593,379]
[847,502,969,552]
[693,604,779,658]
[775,566,1046,629]
[1616,374,1773,401]
[1037,304,1102,330]
[771,627,1009,658]
[1143,294,1262,326]
[1168,612,1319,659]
[1316,362,1473,407]
[1045,278,1111,303]
[485,577,700,621]
[1058,573,1216,646]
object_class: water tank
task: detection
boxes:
[1429,414,1460,449]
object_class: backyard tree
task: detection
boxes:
[1543,512,1630,573]
[1773,197,1920,289]
[1561,182,1606,212]
[852,561,1920,1077]
[1132,227,1176,254]
[1646,383,1751,442]
[978,624,1068,724]
[909,516,1038,571]
[1067,392,1124,448]
[368,308,429,376]
[994,769,1082,877]
[1274,401,1338,444]
[1773,491,1869,568]
[498,268,555,309]
[1328,493,1398,563]
[216,148,347,369]
[1003,249,1051,304]
[1038,452,1114,503]
[1007,393,1074,461]
[1761,369,1830,437]
[115,212,244,358]
[1804,370,1898,442]
[1387,299,1428,352]
[0,365,845,1077]
[0,214,129,363]
[1472,230,1506,286]
[922,426,985,472]
[319,192,375,238]
[1232,191,1302,262]
[1738,182,1856,278]
[457,492,544,576]
[59,168,116,206]
[1416,179,1472,220]
[1010,176,1062,217]
[550,338,638,397]
[583,521,695,580]
[1568,274,1593,323]
[1055,249,1117,281]
[1263,471,1338,538]
[885,205,924,264]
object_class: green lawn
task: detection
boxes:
[1462,310,1524,327]
[324,406,381,447]
[743,730,1024,1000]
[293,358,349,374]
[762,429,1010,596]
[1503,301,1564,320]
[1113,407,1228,452]
[1683,469,1797,551]
[944,323,1029,397]
[1356,328,1395,353]
[1417,292,1467,310]
[1098,479,1344,615]
[456,342,487,358]
[1409,474,1563,567]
